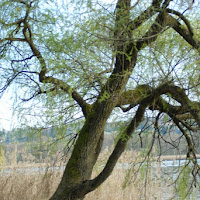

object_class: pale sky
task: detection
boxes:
[0,0,118,131]
[0,92,13,131]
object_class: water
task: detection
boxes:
[154,159,200,200]
[160,159,200,168]
[1,159,200,199]
[0,165,65,175]
[117,159,200,200]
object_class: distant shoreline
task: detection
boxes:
[1,154,200,170]
[155,154,200,161]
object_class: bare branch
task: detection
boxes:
[70,103,147,198]
[9,0,33,8]
[21,87,56,102]
[136,11,167,51]
[0,38,26,44]
[165,12,200,51]
[11,55,35,62]
[170,114,199,170]
[164,84,200,127]
[166,8,194,36]
[0,19,24,26]
[8,16,89,116]
[118,82,200,128]
[129,1,162,32]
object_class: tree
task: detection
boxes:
[0,0,200,199]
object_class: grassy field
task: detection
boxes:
[0,166,170,200]
[0,149,177,200]
[0,140,199,200]
[2,145,200,199]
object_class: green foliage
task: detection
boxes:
[176,165,192,200]
[99,91,110,103]
[122,149,155,190]
[114,121,130,145]
[1,0,200,198]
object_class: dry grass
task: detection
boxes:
[0,166,171,200]
[0,148,176,200]
[0,170,61,200]
[86,169,166,200]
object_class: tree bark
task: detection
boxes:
[1,0,200,199]
[50,1,170,199]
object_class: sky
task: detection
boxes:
[0,0,118,131]
[0,92,13,131]
[0,0,197,131]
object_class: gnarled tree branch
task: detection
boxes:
[165,12,200,51]
[118,83,200,127]
[69,103,147,199]
[166,8,194,36]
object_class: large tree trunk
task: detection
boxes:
[49,103,124,199]
[2,0,200,199]
[50,44,138,200]
[50,97,148,200]
[50,2,136,199]
[50,0,166,199]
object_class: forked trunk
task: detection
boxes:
[50,98,120,199]
[50,1,136,199]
